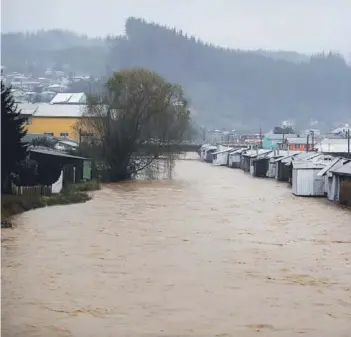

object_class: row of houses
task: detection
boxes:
[200,144,351,206]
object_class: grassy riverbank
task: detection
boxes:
[1,181,101,220]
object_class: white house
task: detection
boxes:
[228,148,246,168]
[317,157,350,201]
[329,161,351,203]
[292,161,326,196]
[212,148,233,166]
[315,138,350,155]
[200,145,217,162]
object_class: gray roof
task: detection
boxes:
[204,145,217,151]
[264,133,297,140]
[29,148,88,160]
[50,92,86,104]
[255,151,274,160]
[18,103,38,115]
[19,103,86,117]
[23,133,50,142]
[242,149,271,158]
[292,161,326,170]
[22,133,78,145]
[213,148,234,155]
[286,137,309,144]
[331,161,351,176]
[293,152,321,161]
[229,148,246,155]
[317,157,348,176]
[315,138,351,153]
[274,153,298,162]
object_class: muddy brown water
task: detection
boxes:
[2,159,351,337]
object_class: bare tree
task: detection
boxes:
[76,68,191,181]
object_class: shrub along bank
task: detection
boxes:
[1,180,100,221]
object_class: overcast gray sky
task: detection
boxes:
[2,0,350,56]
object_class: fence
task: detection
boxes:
[11,184,52,196]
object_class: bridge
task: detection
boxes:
[138,142,202,153]
[138,142,251,153]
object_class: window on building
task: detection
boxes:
[44,132,54,136]
[60,132,69,137]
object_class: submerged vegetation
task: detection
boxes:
[1,181,101,221]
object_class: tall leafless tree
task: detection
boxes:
[76,68,191,181]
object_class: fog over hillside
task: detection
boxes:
[2,0,350,130]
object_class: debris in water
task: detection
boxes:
[1,220,12,228]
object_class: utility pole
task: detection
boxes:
[311,130,315,151]
[306,134,309,152]
[348,128,350,158]
[259,125,262,149]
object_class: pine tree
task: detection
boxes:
[1,81,28,193]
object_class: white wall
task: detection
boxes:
[52,171,63,194]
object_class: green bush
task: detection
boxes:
[42,192,91,206]
[1,191,91,219]
[63,180,101,193]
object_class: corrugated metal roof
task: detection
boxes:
[330,126,351,134]
[50,93,72,104]
[68,93,86,103]
[317,157,345,176]
[331,161,351,176]
[213,148,234,155]
[255,151,274,160]
[23,133,79,145]
[50,92,86,104]
[243,149,271,158]
[274,153,298,162]
[264,133,297,140]
[18,103,38,115]
[22,133,51,143]
[203,145,217,151]
[293,152,321,161]
[286,137,309,144]
[229,148,246,155]
[292,161,326,170]
[29,148,88,160]
[23,103,87,117]
[315,138,351,153]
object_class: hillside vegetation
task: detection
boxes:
[2,17,351,129]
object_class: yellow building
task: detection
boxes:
[19,103,86,140]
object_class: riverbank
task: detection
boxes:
[1,180,100,221]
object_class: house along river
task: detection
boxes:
[2,157,351,337]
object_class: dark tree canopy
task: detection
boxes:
[2,18,351,130]
[77,68,191,181]
[1,81,28,192]
[273,126,295,134]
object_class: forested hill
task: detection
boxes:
[2,18,351,129]
[1,30,109,76]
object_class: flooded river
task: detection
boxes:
[2,159,351,337]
